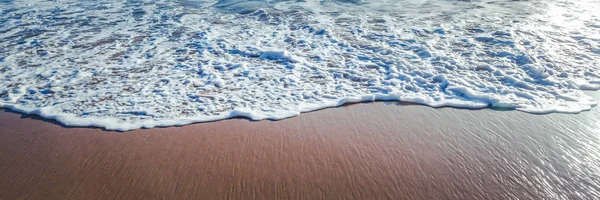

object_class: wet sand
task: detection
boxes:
[1,93,600,199]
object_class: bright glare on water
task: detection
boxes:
[0,0,599,130]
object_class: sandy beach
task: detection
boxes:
[1,93,600,199]
[1,0,599,199]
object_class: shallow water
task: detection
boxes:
[0,0,599,130]
[1,93,599,199]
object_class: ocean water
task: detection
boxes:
[0,0,599,131]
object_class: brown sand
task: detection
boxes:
[1,94,600,199]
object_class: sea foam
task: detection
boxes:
[0,0,599,131]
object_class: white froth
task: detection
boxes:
[0,0,599,131]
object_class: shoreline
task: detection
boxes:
[1,93,600,199]
[1,94,597,132]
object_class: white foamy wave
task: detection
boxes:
[0,0,599,130]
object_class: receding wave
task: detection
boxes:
[0,0,598,130]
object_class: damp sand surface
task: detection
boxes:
[1,92,599,199]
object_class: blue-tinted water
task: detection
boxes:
[0,0,599,130]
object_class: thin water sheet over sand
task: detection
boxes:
[0,92,599,199]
